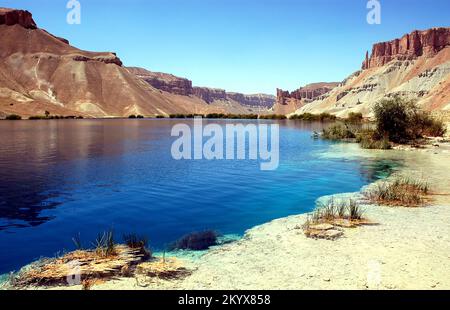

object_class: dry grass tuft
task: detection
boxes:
[302,198,371,240]
[13,245,145,288]
[364,176,430,207]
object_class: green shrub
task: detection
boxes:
[373,96,446,143]
[355,128,391,150]
[28,115,47,120]
[290,113,336,122]
[5,114,22,120]
[259,114,287,120]
[322,123,356,140]
[169,114,187,119]
[412,111,447,137]
[318,113,337,122]
[346,112,363,123]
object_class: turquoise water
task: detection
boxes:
[0,119,399,273]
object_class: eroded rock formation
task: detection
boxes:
[0,8,36,29]
[362,28,450,69]
[276,83,339,105]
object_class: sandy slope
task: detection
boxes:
[81,144,450,290]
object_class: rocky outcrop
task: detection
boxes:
[128,67,193,96]
[0,8,37,29]
[362,27,450,69]
[276,83,339,105]
[74,54,123,66]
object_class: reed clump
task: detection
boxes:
[364,176,430,207]
[10,231,189,288]
[302,198,371,240]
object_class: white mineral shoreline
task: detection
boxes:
[25,141,450,290]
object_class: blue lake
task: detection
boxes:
[0,119,400,273]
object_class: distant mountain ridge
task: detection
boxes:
[127,67,275,109]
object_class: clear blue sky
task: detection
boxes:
[2,0,449,94]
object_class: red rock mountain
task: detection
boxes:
[292,27,450,117]
[0,8,256,118]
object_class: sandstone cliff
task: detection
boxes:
[294,27,450,117]
[362,28,450,69]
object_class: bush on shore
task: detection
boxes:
[346,112,363,123]
[28,115,84,120]
[355,128,391,150]
[322,123,356,140]
[5,114,22,120]
[321,96,446,149]
[258,114,287,120]
[290,112,337,122]
[373,96,446,143]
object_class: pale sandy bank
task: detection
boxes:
[76,143,449,290]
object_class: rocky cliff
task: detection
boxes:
[192,87,227,103]
[295,27,450,117]
[0,8,36,29]
[128,67,275,109]
[362,28,450,69]
[276,82,339,105]
[127,67,193,96]
[227,92,275,108]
